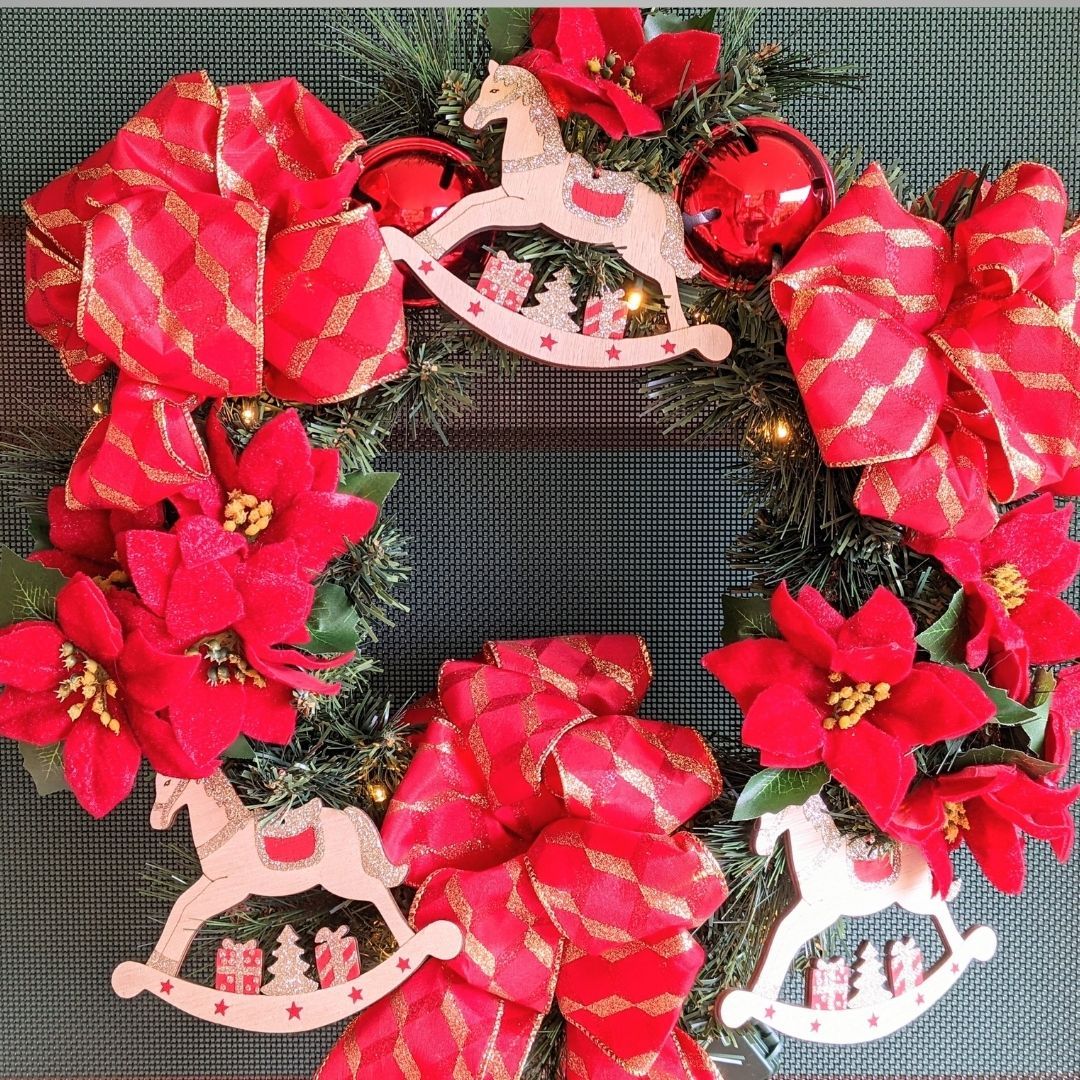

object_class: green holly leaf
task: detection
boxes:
[732,765,829,822]
[27,511,51,552]
[483,7,534,63]
[915,588,966,663]
[339,471,399,509]
[18,741,70,796]
[0,546,66,627]
[949,745,1057,779]
[222,735,255,761]
[643,9,719,41]
[720,594,778,645]
[955,665,1040,726]
[300,582,360,655]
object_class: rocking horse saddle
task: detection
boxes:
[255,799,324,869]
[562,156,638,224]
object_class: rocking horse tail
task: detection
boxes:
[344,807,408,887]
[661,195,703,280]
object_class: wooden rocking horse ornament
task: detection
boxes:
[717,795,997,1044]
[379,60,732,370]
[111,772,463,1033]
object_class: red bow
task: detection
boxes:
[772,163,1080,540]
[25,71,407,511]
[316,635,726,1080]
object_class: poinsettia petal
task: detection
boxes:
[119,529,180,615]
[43,486,115,562]
[983,625,1031,701]
[28,549,109,579]
[126,705,220,778]
[173,514,245,568]
[983,495,1080,594]
[874,662,994,746]
[770,582,840,669]
[906,531,983,584]
[165,562,244,644]
[833,587,916,684]
[742,684,825,768]
[985,769,1078,854]
[56,573,123,661]
[267,491,378,577]
[0,620,65,690]
[118,629,200,711]
[310,448,341,492]
[167,674,246,765]
[203,407,242,493]
[823,722,914,827]
[961,582,1002,668]
[237,409,316,508]
[591,8,648,62]
[595,80,664,137]
[1011,592,1080,664]
[233,543,315,645]
[246,639,346,694]
[238,680,298,744]
[703,637,823,715]
[0,687,72,744]
[63,716,142,818]
[1046,664,1080,774]
[963,796,1027,894]
[630,29,722,108]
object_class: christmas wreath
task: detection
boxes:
[4,8,1079,1080]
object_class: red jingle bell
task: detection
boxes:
[357,137,490,307]
[677,118,835,289]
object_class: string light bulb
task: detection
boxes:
[368,781,390,805]
[772,419,792,443]
[625,286,644,312]
[90,401,106,417]
[239,402,258,428]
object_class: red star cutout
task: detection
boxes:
[467,301,483,316]
[539,334,556,350]
[764,1005,775,1019]
[915,992,925,1006]
[214,999,228,1016]
[349,987,363,1003]
[418,260,434,275]
[606,345,621,361]
[159,980,173,995]
[287,1001,303,1020]
[868,1014,879,1028]
[661,339,677,355]
[951,961,960,974]
[396,957,412,972]
[810,1019,821,1033]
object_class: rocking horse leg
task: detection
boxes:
[149,876,250,976]
[655,263,688,332]
[422,194,541,257]
[418,186,509,256]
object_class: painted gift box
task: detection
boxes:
[315,925,362,988]
[806,955,850,1010]
[886,935,925,996]
[215,937,263,995]
[583,287,629,339]
[477,251,534,311]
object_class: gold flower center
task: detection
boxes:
[190,631,266,689]
[984,562,1028,612]
[585,52,643,101]
[823,671,891,730]
[56,642,119,734]
[943,800,971,843]
[223,489,273,538]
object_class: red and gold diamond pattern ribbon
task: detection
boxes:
[316,635,727,1080]
[25,71,407,511]
[773,162,1080,540]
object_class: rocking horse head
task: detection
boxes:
[151,774,195,829]
[464,60,541,132]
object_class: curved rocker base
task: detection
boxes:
[719,925,997,1045]
[111,920,463,1033]
[381,227,732,370]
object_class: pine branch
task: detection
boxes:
[328,517,412,644]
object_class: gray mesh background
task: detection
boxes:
[1,7,1079,1079]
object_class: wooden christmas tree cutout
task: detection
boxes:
[379,60,731,370]
[716,795,997,1044]
[111,772,462,1033]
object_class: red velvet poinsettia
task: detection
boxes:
[173,409,377,579]
[28,486,163,580]
[910,494,1080,702]
[0,574,212,817]
[1046,665,1080,777]
[704,583,995,827]
[116,515,349,763]
[890,765,1078,894]
[515,8,722,138]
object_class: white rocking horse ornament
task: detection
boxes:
[111,771,462,1033]
[717,795,997,1044]
[378,60,732,369]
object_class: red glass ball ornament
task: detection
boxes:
[357,136,490,308]
[677,118,835,289]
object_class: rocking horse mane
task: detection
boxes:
[477,64,563,171]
